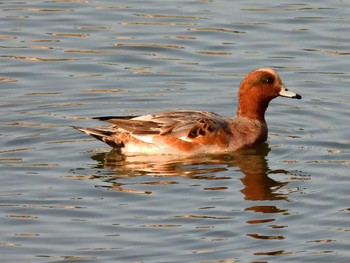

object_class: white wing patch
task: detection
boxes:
[132,134,154,144]
[180,136,193,142]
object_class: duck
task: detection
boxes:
[74,68,301,155]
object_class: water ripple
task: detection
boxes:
[1,0,349,262]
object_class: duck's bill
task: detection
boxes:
[279,85,302,99]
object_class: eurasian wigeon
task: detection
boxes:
[74,68,301,155]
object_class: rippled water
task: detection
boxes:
[1,0,349,262]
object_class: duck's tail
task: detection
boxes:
[72,126,123,149]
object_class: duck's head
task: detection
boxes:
[236,68,301,121]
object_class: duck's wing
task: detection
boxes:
[94,110,229,143]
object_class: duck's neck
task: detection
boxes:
[236,98,269,122]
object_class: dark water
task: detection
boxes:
[1,0,349,262]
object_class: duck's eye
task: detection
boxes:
[266,77,274,84]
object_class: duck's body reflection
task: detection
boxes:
[71,143,304,247]
[88,143,288,202]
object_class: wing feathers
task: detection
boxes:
[93,111,228,142]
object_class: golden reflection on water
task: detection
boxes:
[47,33,90,37]
[0,55,72,62]
[120,22,196,26]
[189,27,245,34]
[0,35,17,39]
[64,49,123,54]
[0,77,17,82]
[133,13,205,19]
[5,8,73,12]
[303,48,350,56]
[76,26,111,30]
[240,6,333,12]
[112,43,184,49]
[94,6,129,10]
[196,51,232,55]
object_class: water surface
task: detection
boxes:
[0,0,349,262]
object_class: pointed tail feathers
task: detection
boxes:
[72,126,112,142]
[73,126,124,149]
